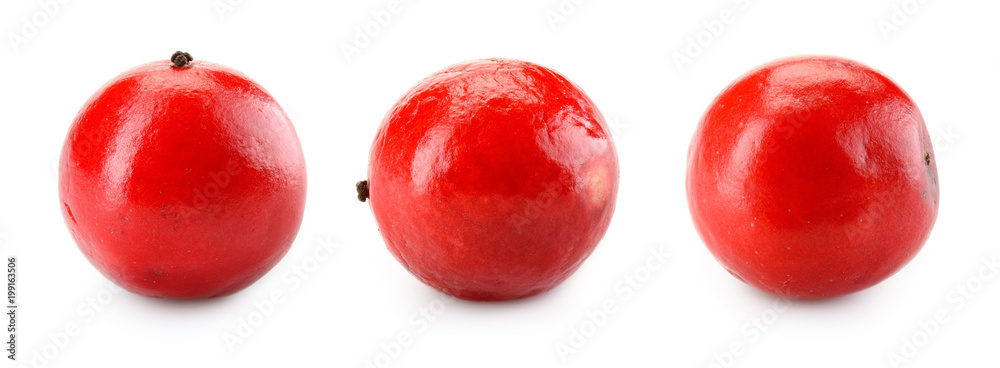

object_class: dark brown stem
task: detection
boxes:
[171,51,193,68]
[356,180,370,202]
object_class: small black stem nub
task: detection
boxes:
[356,180,370,202]
[171,51,193,68]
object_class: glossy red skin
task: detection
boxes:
[687,56,939,299]
[367,58,619,301]
[60,59,307,299]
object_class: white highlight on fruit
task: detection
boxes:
[410,124,456,194]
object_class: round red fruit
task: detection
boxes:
[362,58,619,301]
[59,52,307,299]
[687,55,939,299]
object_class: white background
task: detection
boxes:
[0,0,997,367]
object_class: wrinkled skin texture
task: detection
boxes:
[367,58,619,301]
[60,59,307,299]
[687,56,939,299]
